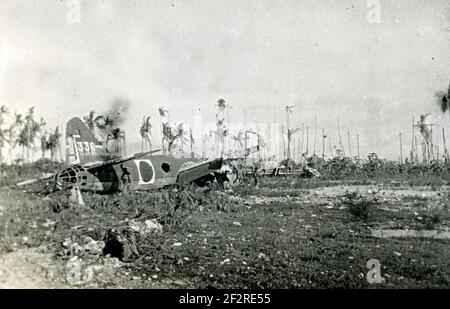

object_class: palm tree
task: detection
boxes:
[7,112,23,163]
[40,132,48,159]
[0,105,8,126]
[158,107,169,118]
[288,128,300,162]
[0,105,9,163]
[215,99,227,155]
[215,116,226,156]
[189,127,195,157]
[104,115,115,131]
[221,128,229,155]
[27,117,46,162]
[107,127,125,156]
[232,131,245,150]
[94,115,115,146]
[0,129,9,164]
[158,107,169,153]
[47,127,61,161]
[162,122,187,154]
[176,123,189,154]
[285,105,295,160]
[139,116,152,152]
[16,127,29,163]
[23,107,36,162]
[162,122,175,154]
[83,110,104,136]
[216,99,226,112]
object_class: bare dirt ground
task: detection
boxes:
[1,178,450,288]
[0,248,60,289]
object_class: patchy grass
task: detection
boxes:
[1,172,450,288]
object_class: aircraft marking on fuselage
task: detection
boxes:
[133,159,155,185]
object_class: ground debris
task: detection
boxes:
[128,219,163,235]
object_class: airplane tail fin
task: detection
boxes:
[65,117,109,164]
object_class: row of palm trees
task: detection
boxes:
[156,107,190,155]
[82,108,191,156]
[0,105,60,164]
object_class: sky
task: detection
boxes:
[0,0,449,160]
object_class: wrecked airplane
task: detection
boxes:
[17,117,238,193]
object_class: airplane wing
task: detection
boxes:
[16,173,55,187]
[81,149,161,170]
[177,158,223,184]
[16,150,161,188]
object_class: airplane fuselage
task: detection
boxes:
[58,155,222,193]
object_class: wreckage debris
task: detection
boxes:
[128,219,163,235]
[62,236,105,258]
[103,220,162,262]
[298,166,321,178]
[103,228,139,262]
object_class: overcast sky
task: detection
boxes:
[1,0,449,159]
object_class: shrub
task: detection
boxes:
[341,190,378,221]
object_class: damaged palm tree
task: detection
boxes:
[216,99,228,155]
[216,117,226,156]
[232,131,245,152]
[162,122,188,154]
[287,127,300,165]
[0,105,9,163]
[106,128,126,156]
[285,105,295,161]
[158,107,169,153]
[83,110,104,137]
[176,123,190,154]
[139,116,152,152]
[415,114,433,163]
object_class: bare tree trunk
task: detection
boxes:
[347,130,352,157]
[322,128,325,158]
[313,114,317,155]
[160,115,164,155]
[414,135,419,163]
[411,116,415,162]
[337,117,344,156]
[286,111,290,159]
[306,125,309,155]
[443,127,448,163]
[328,136,334,158]
[399,132,403,164]
[357,134,360,160]
[292,137,296,162]
[300,123,304,162]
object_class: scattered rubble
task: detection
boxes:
[61,236,105,258]
[128,219,163,235]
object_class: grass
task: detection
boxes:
[1,166,450,288]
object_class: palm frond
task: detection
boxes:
[285,105,295,114]
[216,99,226,112]
[158,107,169,117]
